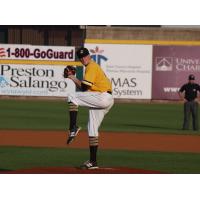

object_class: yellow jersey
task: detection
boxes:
[82,60,112,92]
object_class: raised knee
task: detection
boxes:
[67,93,78,106]
[100,99,111,108]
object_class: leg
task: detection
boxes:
[191,101,199,131]
[87,97,114,137]
[79,109,105,169]
[78,136,99,170]
[88,109,104,165]
[183,102,191,130]
[66,92,112,145]
[66,102,81,144]
[68,92,114,168]
[68,92,113,109]
[89,136,98,163]
[68,102,78,130]
[86,102,114,167]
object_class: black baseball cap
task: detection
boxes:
[76,47,90,59]
[188,74,195,80]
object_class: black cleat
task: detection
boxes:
[67,126,81,145]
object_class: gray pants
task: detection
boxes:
[183,101,199,130]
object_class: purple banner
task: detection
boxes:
[152,46,200,100]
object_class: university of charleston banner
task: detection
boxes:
[85,43,153,99]
[152,46,200,100]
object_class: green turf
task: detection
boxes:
[0,99,199,134]
[0,146,200,173]
[1,99,199,174]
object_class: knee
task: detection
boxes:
[67,93,74,102]
[99,99,110,108]
[67,93,78,105]
[100,97,114,108]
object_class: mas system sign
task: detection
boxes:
[85,43,153,99]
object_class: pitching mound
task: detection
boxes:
[1,167,162,174]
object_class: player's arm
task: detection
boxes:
[178,85,186,101]
[68,64,97,91]
[178,91,185,101]
[68,75,81,88]
[81,64,98,91]
[196,84,200,102]
[64,67,91,91]
[68,75,91,91]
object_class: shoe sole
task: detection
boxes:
[87,166,99,170]
[67,127,81,145]
[78,166,99,170]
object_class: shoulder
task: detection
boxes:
[86,60,99,70]
[179,83,187,91]
[181,83,187,88]
[88,60,99,67]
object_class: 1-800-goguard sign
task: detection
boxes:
[0,44,75,61]
[0,64,75,97]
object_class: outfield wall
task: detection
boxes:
[1,41,200,100]
[85,39,200,100]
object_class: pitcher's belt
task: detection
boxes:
[107,91,112,95]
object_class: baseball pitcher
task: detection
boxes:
[63,47,114,169]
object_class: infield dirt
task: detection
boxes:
[0,130,200,153]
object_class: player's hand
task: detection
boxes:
[183,98,187,103]
[63,66,76,78]
[68,75,75,80]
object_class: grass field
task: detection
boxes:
[0,99,199,134]
[1,99,200,173]
[1,146,200,173]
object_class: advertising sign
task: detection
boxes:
[152,46,200,100]
[85,43,153,99]
[0,64,75,97]
[0,44,75,61]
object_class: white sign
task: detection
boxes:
[0,44,75,61]
[0,64,75,97]
[85,44,153,99]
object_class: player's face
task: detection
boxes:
[80,55,90,65]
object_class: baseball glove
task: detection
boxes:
[63,66,76,78]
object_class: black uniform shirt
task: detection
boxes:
[179,83,200,101]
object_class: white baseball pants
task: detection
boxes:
[68,92,114,137]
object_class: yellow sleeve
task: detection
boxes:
[90,85,99,91]
[82,65,97,87]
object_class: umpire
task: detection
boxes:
[179,74,200,131]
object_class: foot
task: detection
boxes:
[79,160,99,170]
[67,126,81,145]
